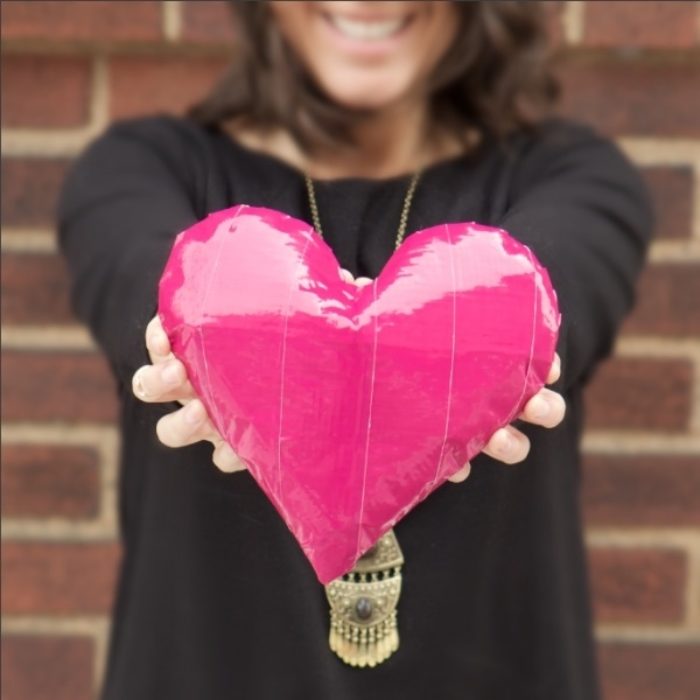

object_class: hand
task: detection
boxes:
[131,316,246,473]
[445,351,564,483]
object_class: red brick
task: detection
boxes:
[182,0,237,43]
[1,158,71,228]
[589,548,687,624]
[582,454,700,527]
[1,0,162,43]
[623,264,700,336]
[642,166,694,240]
[1,635,94,700]
[1,253,75,325]
[109,54,230,120]
[1,351,118,423]
[583,1,698,50]
[557,59,700,137]
[1,445,100,519]
[1,542,120,615]
[585,357,692,432]
[1,55,91,128]
[599,643,700,700]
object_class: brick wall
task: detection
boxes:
[1,2,698,698]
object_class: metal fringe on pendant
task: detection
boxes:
[324,529,404,668]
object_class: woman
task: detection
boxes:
[57,2,653,698]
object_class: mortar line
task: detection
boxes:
[586,529,700,549]
[1,326,97,350]
[90,53,109,134]
[582,432,700,454]
[614,336,700,359]
[1,230,57,252]
[163,0,183,42]
[595,626,700,643]
[618,138,700,165]
[1,424,118,443]
[649,239,700,261]
[562,1,585,44]
[683,537,700,630]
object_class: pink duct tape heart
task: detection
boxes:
[158,205,561,583]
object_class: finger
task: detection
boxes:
[447,462,471,483]
[212,440,247,473]
[482,425,531,465]
[132,360,197,404]
[339,268,355,284]
[546,353,561,385]
[518,388,567,429]
[145,316,171,364]
[354,276,373,288]
[156,402,246,473]
[156,399,220,448]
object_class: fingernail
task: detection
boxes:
[551,355,561,379]
[355,277,373,288]
[161,362,180,385]
[184,401,203,425]
[531,396,550,420]
[133,369,149,399]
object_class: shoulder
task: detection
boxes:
[82,113,216,171]
[506,117,653,214]
[59,114,219,216]
[510,117,641,182]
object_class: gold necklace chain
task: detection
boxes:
[304,170,422,251]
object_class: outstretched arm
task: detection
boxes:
[57,117,202,392]
[496,121,654,393]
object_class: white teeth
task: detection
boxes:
[330,15,405,41]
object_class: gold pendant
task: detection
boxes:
[324,529,404,668]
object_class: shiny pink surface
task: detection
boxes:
[158,205,561,583]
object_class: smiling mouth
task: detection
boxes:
[323,13,414,42]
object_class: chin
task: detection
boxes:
[327,91,407,112]
[315,72,415,113]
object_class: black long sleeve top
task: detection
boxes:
[57,114,653,700]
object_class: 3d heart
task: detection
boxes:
[158,205,561,583]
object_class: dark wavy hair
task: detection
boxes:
[187,1,559,150]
